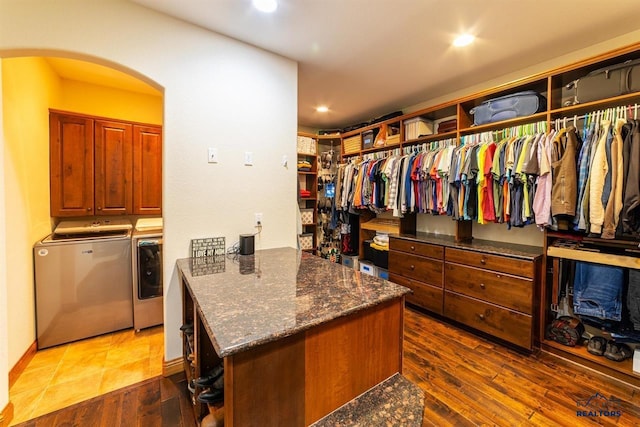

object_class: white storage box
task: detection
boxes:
[299,233,314,250]
[341,254,359,270]
[404,117,434,140]
[297,136,317,155]
[359,260,377,276]
[300,208,314,225]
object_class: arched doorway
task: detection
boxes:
[1,53,165,423]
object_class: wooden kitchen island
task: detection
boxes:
[177,247,419,426]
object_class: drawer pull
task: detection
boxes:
[410,265,415,270]
[478,313,485,321]
[479,283,486,289]
[480,257,487,265]
[410,245,415,251]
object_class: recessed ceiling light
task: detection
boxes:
[253,0,278,13]
[316,106,329,113]
[453,34,475,47]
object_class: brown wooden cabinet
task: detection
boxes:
[133,125,162,215]
[49,111,162,217]
[444,248,538,350]
[49,113,95,216]
[389,238,444,315]
[390,234,541,350]
[94,120,132,215]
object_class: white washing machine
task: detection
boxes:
[132,218,163,331]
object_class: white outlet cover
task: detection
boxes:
[244,151,253,166]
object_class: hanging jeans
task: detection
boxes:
[573,261,624,321]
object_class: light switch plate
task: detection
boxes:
[244,151,253,166]
[208,147,218,163]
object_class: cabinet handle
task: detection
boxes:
[479,283,486,289]
[480,257,487,265]
[410,245,415,251]
[87,207,92,211]
[478,313,485,321]
[410,265,415,270]
[97,207,102,211]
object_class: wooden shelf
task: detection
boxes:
[541,339,640,387]
[547,246,640,269]
[360,218,400,234]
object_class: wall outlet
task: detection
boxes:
[255,213,263,226]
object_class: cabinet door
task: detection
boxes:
[50,113,95,217]
[133,125,162,215]
[94,120,133,215]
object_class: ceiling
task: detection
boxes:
[52,1,640,130]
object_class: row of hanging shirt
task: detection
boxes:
[335,139,457,218]
[335,104,640,235]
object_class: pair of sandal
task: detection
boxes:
[587,336,633,362]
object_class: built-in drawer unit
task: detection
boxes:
[444,264,533,314]
[445,248,535,278]
[389,273,443,315]
[389,237,444,315]
[389,235,541,351]
[443,291,532,349]
[444,249,537,350]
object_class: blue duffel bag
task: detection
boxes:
[470,90,546,126]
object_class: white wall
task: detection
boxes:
[0,0,298,398]
[0,60,9,417]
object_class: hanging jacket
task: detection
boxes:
[550,127,578,217]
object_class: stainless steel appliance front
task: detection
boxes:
[131,218,163,331]
[34,230,133,349]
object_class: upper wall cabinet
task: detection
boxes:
[50,113,95,216]
[133,125,162,215]
[49,111,162,217]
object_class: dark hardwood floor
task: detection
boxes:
[11,307,640,426]
[11,374,195,427]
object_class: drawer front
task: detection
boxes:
[389,251,442,287]
[445,248,534,278]
[444,263,533,314]
[389,274,443,315]
[389,238,443,259]
[444,291,532,349]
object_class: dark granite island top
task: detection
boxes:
[176,247,410,358]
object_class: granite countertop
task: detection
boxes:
[176,247,410,358]
[310,373,424,427]
[393,232,543,260]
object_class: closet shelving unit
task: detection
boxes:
[303,41,640,385]
[297,132,319,253]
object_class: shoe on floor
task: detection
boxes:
[195,364,224,387]
[604,341,633,362]
[587,336,607,356]
[197,388,224,404]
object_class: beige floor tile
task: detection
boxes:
[8,387,45,426]
[9,364,57,396]
[49,350,108,387]
[25,345,67,371]
[9,326,165,423]
[30,375,102,419]
[99,358,150,394]
[104,342,150,368]
[61,334,112,361]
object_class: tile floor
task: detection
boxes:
[8,326,164,426]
